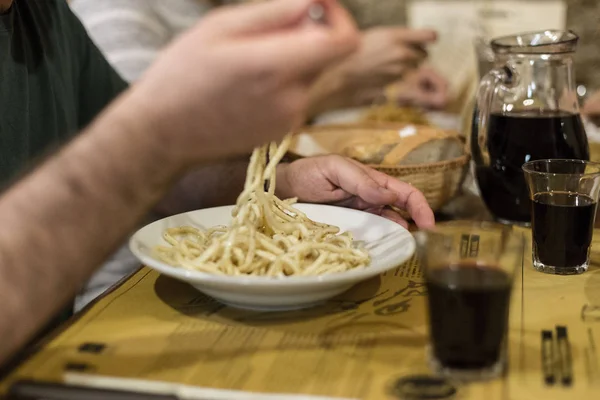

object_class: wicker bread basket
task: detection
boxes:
[288,123,470,213]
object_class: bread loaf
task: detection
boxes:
[341,125,464,166]
[340,130,401,164]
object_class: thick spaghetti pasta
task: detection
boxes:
[153,135,370,277]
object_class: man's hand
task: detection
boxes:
[0,0,358,364]
[126,0,358,167]
[276,155,435,229]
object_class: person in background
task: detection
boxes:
[340,0,600,113]
[70,0,449,113]
[69,0,447,309]
[0,0,434,365]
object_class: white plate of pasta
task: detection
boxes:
[130,204,415,311]
[130,135,415,311]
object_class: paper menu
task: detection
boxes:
[407,0,567,108]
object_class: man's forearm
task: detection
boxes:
[0,94,185,364]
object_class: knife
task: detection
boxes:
[7,380,179,400]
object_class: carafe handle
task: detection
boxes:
[473,66,515,164]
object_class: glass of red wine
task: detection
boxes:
[523,159,600,275]
[415,222,524,381]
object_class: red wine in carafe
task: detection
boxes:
[475,111,588,224]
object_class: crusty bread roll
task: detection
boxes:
[340,130,401,164]
[384,137,464,165]
[341,125,464,165]
[343,142,397,164]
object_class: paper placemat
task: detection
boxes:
[3,228,600,399]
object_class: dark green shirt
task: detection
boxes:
[0,0,127,186]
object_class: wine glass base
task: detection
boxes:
[533,258,588,275]
[427,346,505,382]
[495,217,531,227]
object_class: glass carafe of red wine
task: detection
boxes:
[472,30,589,225]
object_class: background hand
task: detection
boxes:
[308,26,437,114]
[276,155,435,229]
[388,66,449,110]
[341,27,435,86]
[583,90,600,117]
